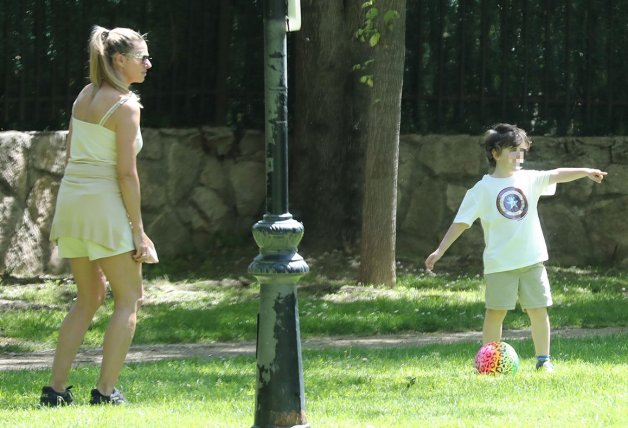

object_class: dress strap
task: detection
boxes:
[98,95,132,126]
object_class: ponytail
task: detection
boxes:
[88,25,146,93]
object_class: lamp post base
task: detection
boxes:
[249,214,309,428]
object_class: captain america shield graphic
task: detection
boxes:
[496,187,528,220]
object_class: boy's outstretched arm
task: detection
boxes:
[549,168,607,185]
[425,222,470,271]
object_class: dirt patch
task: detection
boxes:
[1,326,625,371]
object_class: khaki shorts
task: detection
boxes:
[484,263,552,310]
[57,237,133,261]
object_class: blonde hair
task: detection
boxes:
[89,25,146,93]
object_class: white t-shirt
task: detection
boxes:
[454,170,556,274]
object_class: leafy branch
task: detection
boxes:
[353,1,401,87]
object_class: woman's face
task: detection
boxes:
[119,40,152,85]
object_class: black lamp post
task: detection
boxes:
[248,1,309,427]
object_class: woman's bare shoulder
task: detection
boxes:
[73,84,130,122]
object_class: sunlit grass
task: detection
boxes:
[1,266,626,352]
[0,335,626,427]
[1,260,626,426]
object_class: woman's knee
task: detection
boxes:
[76,282,107,312]
[113,289,143,312]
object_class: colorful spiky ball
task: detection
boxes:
[475,341,519,375]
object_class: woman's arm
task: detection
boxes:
[65,122,73,165]
[114,101,147,259]
[548,168,607,185]
[425,222,470,271]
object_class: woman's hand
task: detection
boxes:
[132,230,154,263]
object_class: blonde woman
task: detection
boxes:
[41,25,156,406]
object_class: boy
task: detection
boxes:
[425,123,607,372]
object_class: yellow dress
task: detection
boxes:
[50,95,143,260]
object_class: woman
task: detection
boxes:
[41,25,156,406]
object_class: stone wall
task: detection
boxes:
[397,134,628,269]
[0,128,266,275]
[1,129,626,276]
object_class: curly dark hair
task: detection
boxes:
[483,123,531,168]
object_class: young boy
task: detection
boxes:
[425,123,607,372]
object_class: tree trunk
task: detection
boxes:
[292,1,363,251]
[357,1,407,287]
[292,0,406,288]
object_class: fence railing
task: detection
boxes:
[1,0,626,135]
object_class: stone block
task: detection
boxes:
[228,161,266,217]
[0,131,31,200]
[567,138,612,166]
[596,164,628,196]
[585,196,628,265]
[27,176,59,234]
[138,128,163,160]
[399,179,445,243]
[557,177,594,201]
[238,130,264,157]
[397,139,422,215]
[611,139,628,164]
[139,160,169,210]
[199,157,229,196]
[444,223,484,262]
[167,141,204,205]
[31,131,67,176]
[446,184,468,213]
[190,186,233,232]
[3,211,44,275]
[200,126,234,157]
[146,209,191,257]
[0,195,20,256]
[418,135,484,177]
[540,203,591,266]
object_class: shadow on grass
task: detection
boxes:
[0,263,625,348]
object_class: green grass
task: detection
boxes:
[0,335,626,427]
[1,257,627,426]
[1,265,626,351]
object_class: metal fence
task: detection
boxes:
[0,0,264,131]
[403,0,628,135]
[2,0,627,135]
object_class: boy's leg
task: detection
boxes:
[527,307,550,356]
[483,270,517,344]
[519,263,553,369]
[49,258,107,392]
[483,309,508,343]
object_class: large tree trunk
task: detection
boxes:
[357,1,407,287]
[292,1,362,251]
[292,1,406,288]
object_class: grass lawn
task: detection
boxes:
[0,252,626,426]
[1,261,626,352]
[0,336,626,427]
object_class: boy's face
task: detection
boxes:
[493,143,529,171]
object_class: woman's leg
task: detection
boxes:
[96,252,143,395]
[482,309,508,344]
[527,307,550,356]
[49,258,106,392]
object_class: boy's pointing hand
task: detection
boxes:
[588,169,608,183]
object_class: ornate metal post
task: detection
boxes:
[248,1,308,427]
